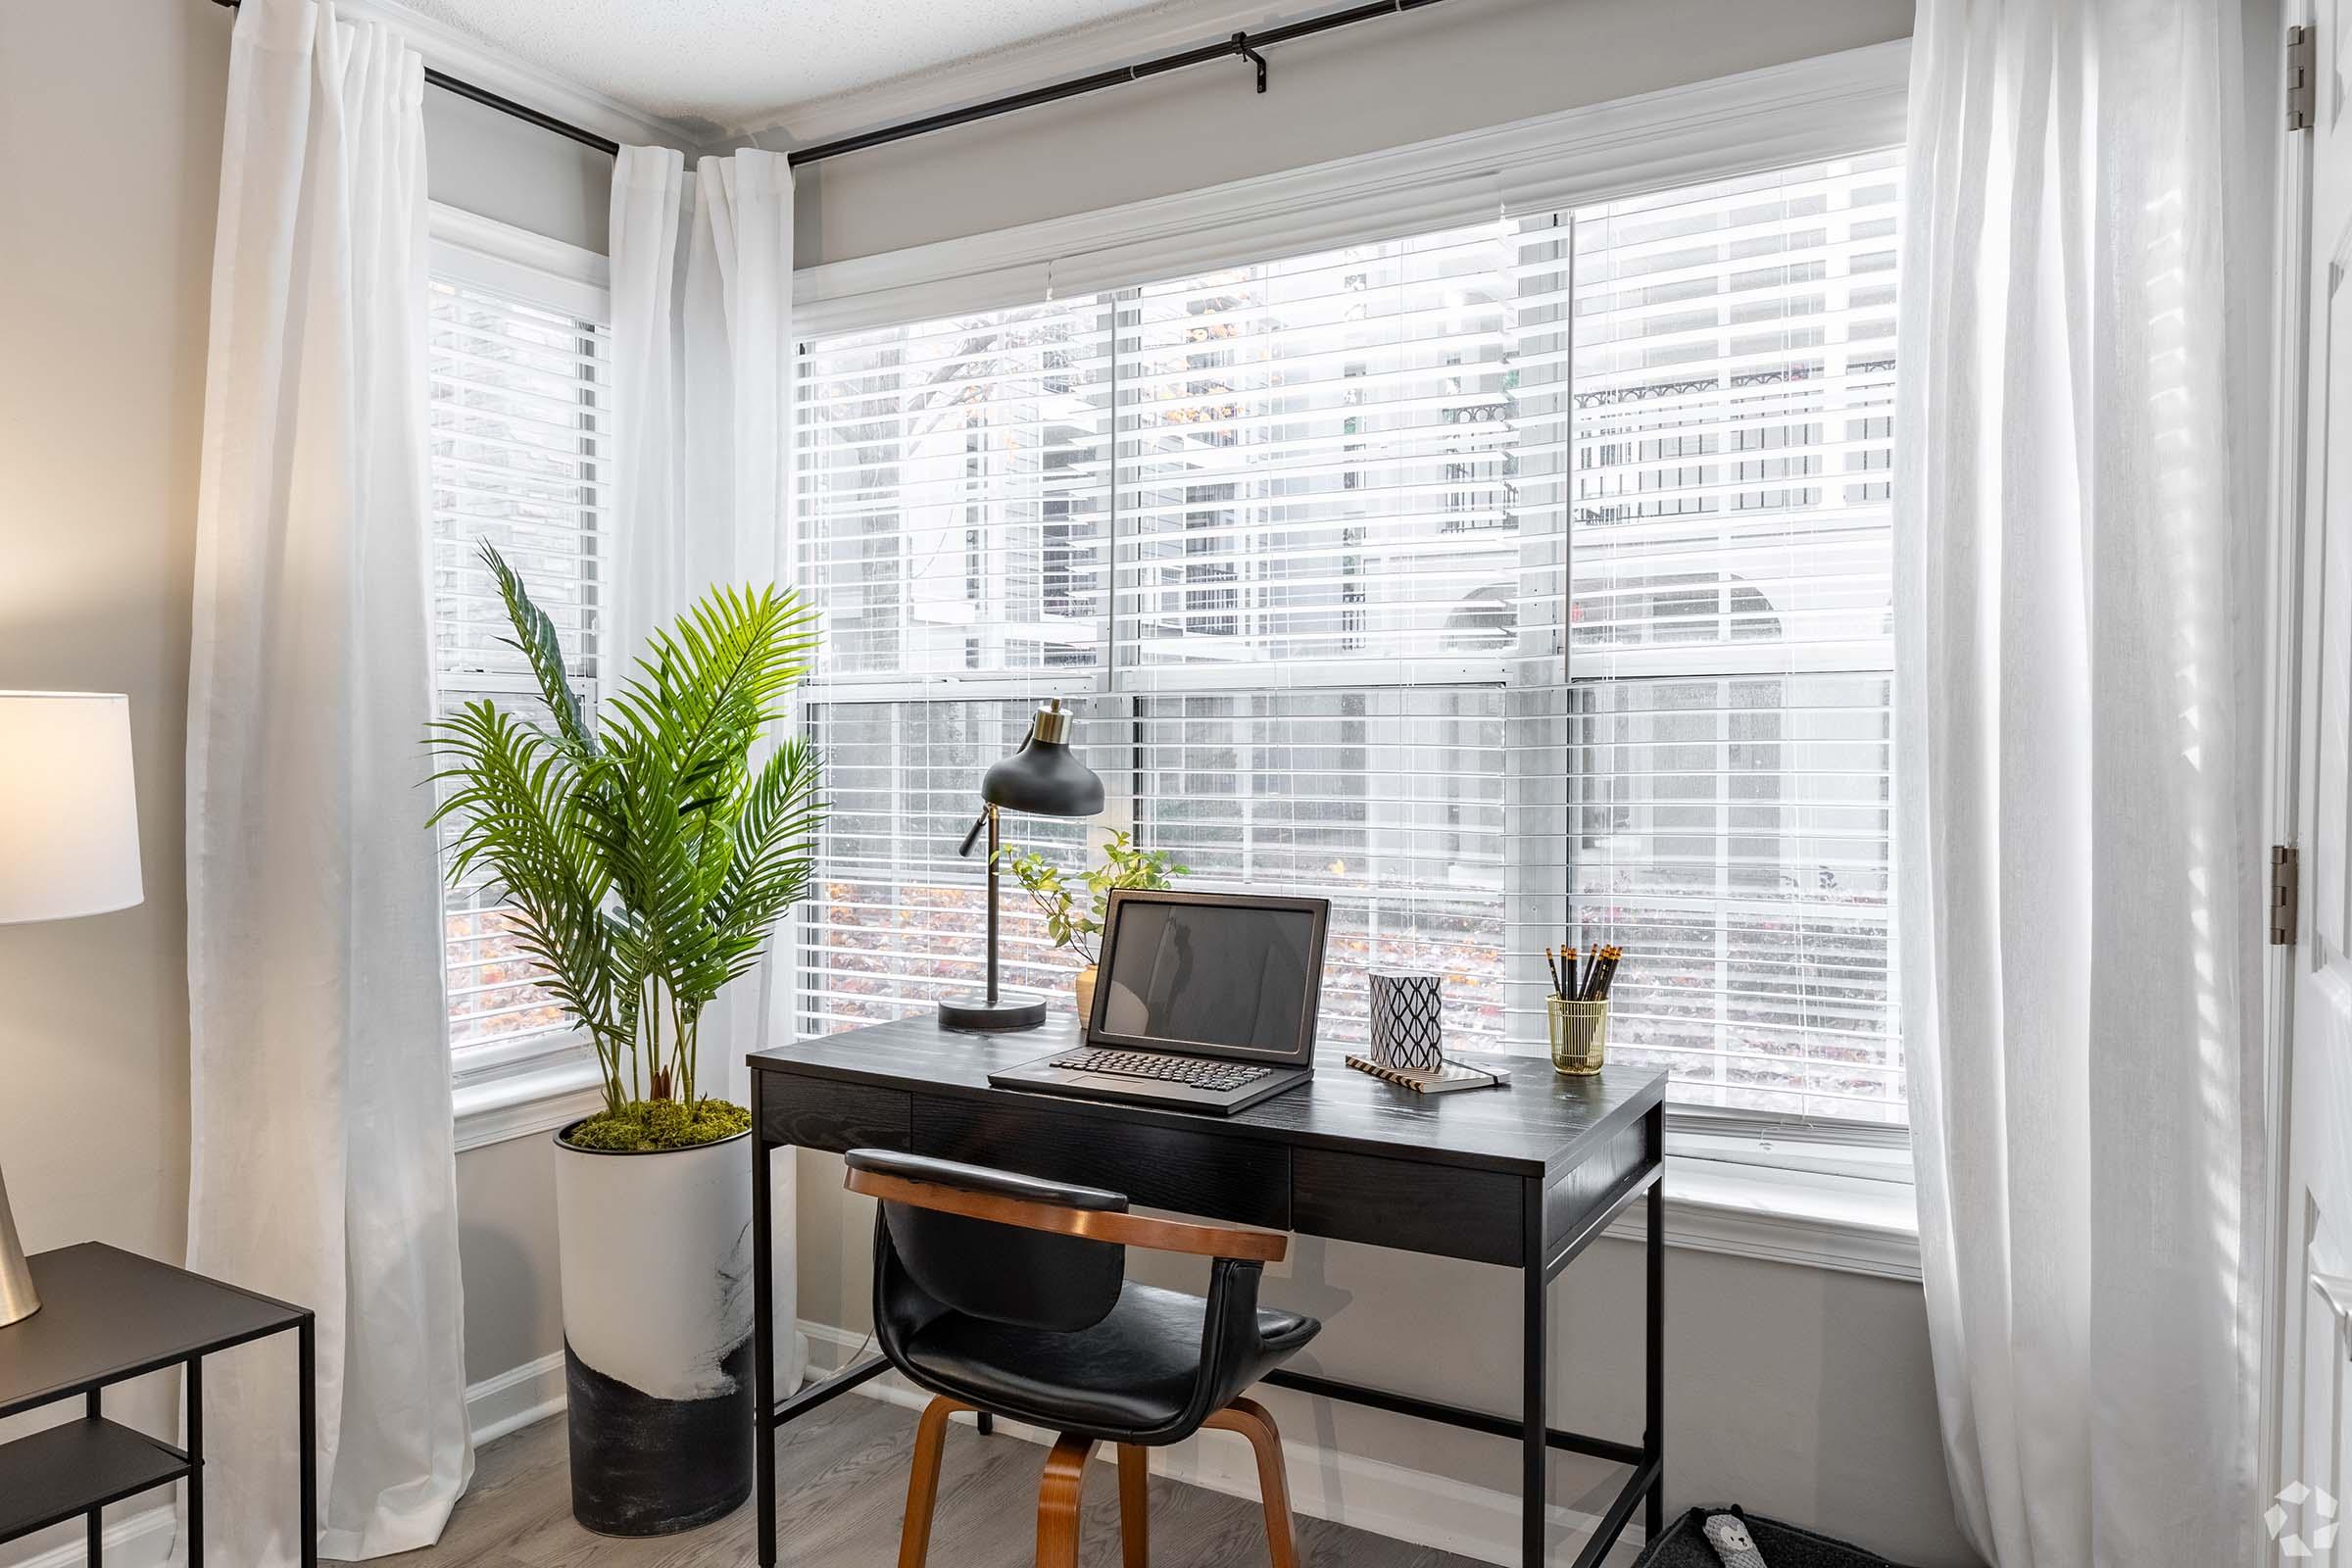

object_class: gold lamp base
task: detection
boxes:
[0,1162,40,1329]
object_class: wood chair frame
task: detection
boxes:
[852,1165,1299,1568]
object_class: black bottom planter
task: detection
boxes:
[553,1122,758,1537]
[565,1337,753,1536]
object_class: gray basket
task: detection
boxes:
[1635,1506,1907,1568]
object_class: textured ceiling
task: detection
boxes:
[397,0,1205,135]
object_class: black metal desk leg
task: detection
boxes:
[297,1316,316,1568]
[1644,1109,1665,1538]
[753,1132,777,1568]
[187,1357,205,1568]
[86,1389,102,1566]
[1522,1173,1546,1568]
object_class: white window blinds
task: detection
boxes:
[428,275,612,1063]
[1567,154,1902,1122]
[793,150,1903,1123]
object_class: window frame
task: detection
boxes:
[781,46,1920,1268]
[425,203,615,1152]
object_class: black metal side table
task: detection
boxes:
[0,1242,314,1566]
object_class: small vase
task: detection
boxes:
[1073,963,1099,1026]
[1547,998,1609,1076]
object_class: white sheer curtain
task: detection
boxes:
[185,0,469,1560]
[607,143,807,1389]
[1893,2,2273,1564]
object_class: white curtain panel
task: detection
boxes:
[610,143,687,653]
[608,143,807,1389]
[185,0,470,1560]
[1894,2,2273,1564]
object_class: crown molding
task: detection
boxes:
[716,0,1309,151]
[335,0,703,151]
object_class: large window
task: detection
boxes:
[427,256,612,1081]
[794,152,1902,1125]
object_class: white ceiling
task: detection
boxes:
[396,0,1230,137]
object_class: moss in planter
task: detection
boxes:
[566,1098,751,1152]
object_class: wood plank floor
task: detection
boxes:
[381,1396,1481,1567]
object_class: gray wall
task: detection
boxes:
[0,0,1966,1563]
[0,4,604,1556]
[0,0,227,1557]
[779,0,1916,267]
[760,2,1966,1561]
[798,1154,1971,1565]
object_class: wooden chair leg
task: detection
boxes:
[1036,1431,1098,1568]
[1203,1397,1298,1568]
[898,1395,972,1568]
[1116,1444,1151,1568]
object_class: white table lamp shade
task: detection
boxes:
[0,693,143,924]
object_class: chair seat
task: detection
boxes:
[900,1279,1318,1445]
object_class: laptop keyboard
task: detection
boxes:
[1050,1048,1273,1094]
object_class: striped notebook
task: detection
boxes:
[1344,1054,1508,1096]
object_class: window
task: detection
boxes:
[1568,157,1903,1124]
[426,245,612,1082]
[794,151,1903,1127]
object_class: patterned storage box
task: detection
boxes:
[1367,971,1445,1071]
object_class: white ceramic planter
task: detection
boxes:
[554,1121,754,1536]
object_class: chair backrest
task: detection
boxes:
[846,1150,1131,1333]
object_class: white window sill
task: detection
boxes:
[453,1053,605,1153]
[1604,1156,1922,1282]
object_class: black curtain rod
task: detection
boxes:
[207,0,1448,167]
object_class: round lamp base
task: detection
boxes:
[937,991,1049,1032]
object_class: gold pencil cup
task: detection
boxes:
[1547,998,1608,1075]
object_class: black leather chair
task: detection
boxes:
[844,1149,1321,1568]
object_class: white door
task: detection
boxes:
[2282,14,2352,1563]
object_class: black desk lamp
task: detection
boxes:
[939,699,1103,1031]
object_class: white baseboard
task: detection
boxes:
[466,1349,567,1447]
[7,1505,176,1568]
[799,1323,1644,1568]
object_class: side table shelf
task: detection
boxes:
[0,1244,313,1566]
[0,1417,193,1540]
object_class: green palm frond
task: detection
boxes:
[427,701,624,1109]
[428,549,825,1113]
[479,542,600,760]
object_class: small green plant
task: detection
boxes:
[427,544,823,1152]
[999,831,1187,966]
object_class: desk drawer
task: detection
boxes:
[1291,1150,1523,1266]
[914,1099,1289,1230]
[760,1073,910,1154]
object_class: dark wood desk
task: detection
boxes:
[0,1243,315,1566]
[749,1016,1667,1568]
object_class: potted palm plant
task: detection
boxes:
[1000,831,1186,1019]
[429,545,821,1537]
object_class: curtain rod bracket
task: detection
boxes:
[1232,32,1269,94]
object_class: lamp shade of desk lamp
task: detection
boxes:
[0,693,144,1327]
[938,700,1104,1032]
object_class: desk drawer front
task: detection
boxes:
[1291,1150,1524,1266]
[913,1100,1289,1230]
[760,1073,910,1154]
[1542,1118,1653,1262]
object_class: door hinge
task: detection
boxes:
[2273,844,2302,945]
[2290,24,2317,132]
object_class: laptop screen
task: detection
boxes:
[1090,892,1328,1063]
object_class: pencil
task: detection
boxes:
[1561,947,1577,1002]
[1544,947,1562,998]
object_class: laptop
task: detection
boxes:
[988,889,1329,1115]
